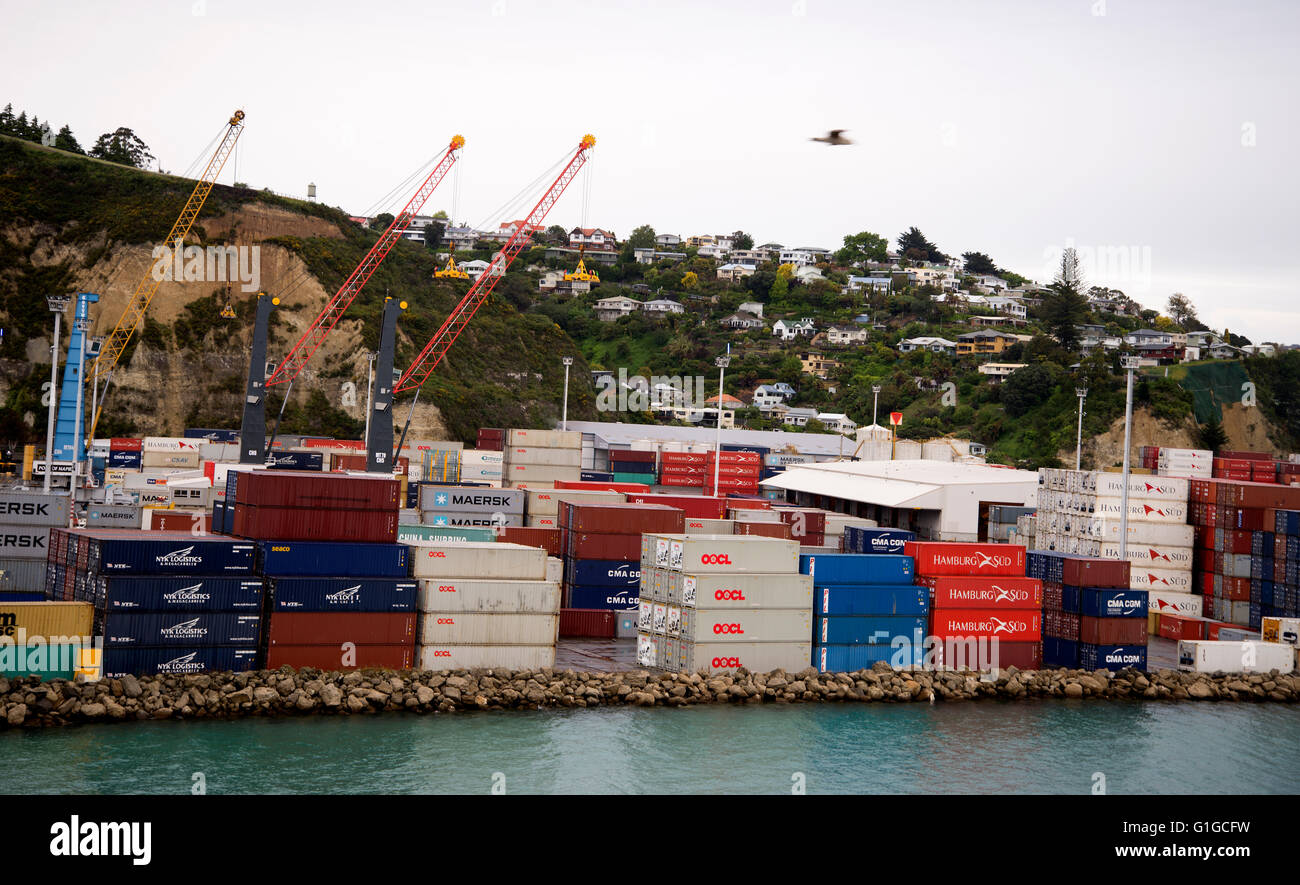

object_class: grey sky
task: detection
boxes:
[3,0,1296,341]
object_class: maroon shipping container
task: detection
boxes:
[110,437,143,451]
[1061,556,1131,589]
[775,509,827,535]
[477,428,505,439]
[146,511,213,533]
[991,641,1042,671]
[268,612,417,645]
[608,449,656,464]
[1221,481,1300,510]
[733,522,793,539]
[564,531,643,560]
[797,534,826,548]
[235,471,401,510]
[266,643,415,671]
[233,504,398,543]
[624,494,728,520]
[558,608,616,639]
[497,526,563,558]
[559,502,685,534]
[1219,450,1274,462]
[1079,615,1148,646]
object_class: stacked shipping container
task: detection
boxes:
[1031,551,1146,670]
[802,550,922,672]
[0,491,70,598]
[504,429,584,488]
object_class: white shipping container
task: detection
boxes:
[199,443,241,462]
[459,467,504,480]
[460,449,504,465]
[142,451,202,469]
[1097,543,1194,567]
[1177,639,1296,674]
[142,437,203,453]
[1129,567,1194,591]
[419,486,525,514]
[136,490,174,508]
[419,612,558,645]
[822,516,878,537]
[525,515,559,528]
[506,429,582,449]
[1088,520,1195,547]
[684,518,734,534]
[1091,473,1189,501]
[1147,590,1204,617]
[676,608,811,642]
[1262,617,1300,646]
[524,488,623,517]
[1091,497,1189,523]
[408,541,548,580]
[730,509,781,523]
[505,481,556,490]
[546,556,563,584]
[503,463,582,482]
[640,534,800,574]
[508,446,583,467]
[675,641,813,673]
[417,644,555,671]
[417,579,560,613]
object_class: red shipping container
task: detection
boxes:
[775,509,827,534]
[608,449,656,464]
[659,464,709,477]
[146,511,213,533]
[109,437,143,451]
[1061,556,1130,588]
[332,454,410,475]
[1079,615,1148,645]
[723,500,772,512]
[990,641,1042,671]
[233,504,397,543]
[1206,621,1247,641]
[930,608,1041,641]
[268,612,417,645]
[1220,450,1273,462]
[1215,529,1253,554]
[705,451,761,463]
[625,494,728,520]
[923,576,1044,609]
[1158,613,1207,642]
[658,474,705,488]
[906,542,1026,577]
[559,502,684,534]
[1221,482,1300,510]
[660,452,710,467]
[798,533,827,548]
[564,531,643,560]
[705,477,761,491]
[1226,507,1268,531]
[1198,573,1215,596]
[477,427,505,439]
[301,438,365,450]
[235,472,400,510]
[497,526,563,557]
[558,608,616,639]
[734,522,793,539]
[266,643,414,670]
[1217,576,1251,602]
[553,480,652,493]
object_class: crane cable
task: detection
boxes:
[471,146,573,233]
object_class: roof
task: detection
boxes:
[561,420,854,456]
[705,393,745,406]
[958,330,1014,340]
[758,459,1039,509]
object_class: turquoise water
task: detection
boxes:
[3,702,1299,794]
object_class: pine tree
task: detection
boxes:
[53,124,83,154]
[1197,415,1228,453]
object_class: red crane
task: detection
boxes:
[266,134,465,388]
[395,134,595,394]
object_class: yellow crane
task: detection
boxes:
[88,109,247,439]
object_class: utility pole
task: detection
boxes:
[872,384,881,427]
[1075,387,1088,471]
[1119,358,1138,560]
[561,357,573,432]
[713,355,730,495]
[44,295,70,493]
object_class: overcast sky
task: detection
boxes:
[4,0,1297,341]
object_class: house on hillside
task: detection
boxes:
[1241,344,1275,357]
[816,412,857,434]
[737,301,764,318]
[773,318,817,340]
[729,249,769,267]
[1208,342,1242,360]
[898,336,957,355]
[970,315,1028,329]
[570,227,617,249]
[717,262,756,282]
[794,266,825,283]
[642,298,684,316]
[443,226,482,250]
[973,275,1010,293]
[594,295,642,321]
[496,219,543,240]
[538,270,593,295]
[458,259,492,279]
[978,363,1026,383]
[843,275,891,295]
[751,383,794,412]
[782,407,820,428]
[799,351,841,379]
[698,243,730,259]
[655,233,682,247]
[827,325,868,346]
[957,330,1018,356]
[720,311,764,331]
[985,296,1027,320]
[633,247,688,265]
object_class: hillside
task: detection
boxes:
[0,135,596,446]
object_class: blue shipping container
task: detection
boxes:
[185,428,240,442]
[0,591,46,603]
[1251,557,1274,581]
[800,553,913,584]
[565,559,641,587]
[1251,531,1275,557]
[1275,510,1300,536]
[101,646,260,679]
[1076,588,1148,619]
[566,584,639,609]
[1078,643,1147,671]
[816,643,923,673]
[842,527,916,555]
[107,449,143,468]
[212,502,226,535]
[608,460,655,475]
[720,444,769,456]
[270,577,416,612]
[815,585,928,616]
[258,541,409,578]
[580,471,614,482]
[96,576,264,611]
[815,615,927,645]
[91,536,256,575]
[1043,636,1079,668]
[101,612,262,647]
[263,451,324,471]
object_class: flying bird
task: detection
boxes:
[810,129,853,146]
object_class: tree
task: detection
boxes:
[628,224,656,249]
[424,221,445,250]
[961,251,999,276]
[53,124,83,154]
[681,271,700,289]
[1197,416,1228,453]
[1167,293,1199,328]
[432,209,449,220]
[1001,362,1061,417]
[897,226,945,263]
[89,126,156,168]
[731,230,754,250]
[544,224,568,246]
[835,231,889,266]
[369,212,396,231]
[1054,246,1086,293]
[1041,247,1090,350]
[769,273,789,302]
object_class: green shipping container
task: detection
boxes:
[612,473,656,486]
[0,643,83,681]
[397,524,497,544]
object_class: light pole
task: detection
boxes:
[561,357,573,431]
[871,384,882,427]
[363,351,377,445]
[1119,357,1139,560]
[71,312,89,490]
[89,336,105,442]
[1075,387,1088,471]
[713,355,730,495]
[44,295,71,493]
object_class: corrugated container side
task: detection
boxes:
[417,579,560,613]
[0,600,94,637]
[417,612,558,645]
[268,612,417,645]
[409,542,547,580]
[100,646,260,678]
[417,644,555,670]
[266,644,414,671]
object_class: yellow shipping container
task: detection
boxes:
[0,602,95,640]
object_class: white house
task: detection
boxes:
[974,274,1009,292]
[910,266,959,290]
[721,311,764,330]
[827,325,868,346]
[458,259,491,279]
[985,296,1028,320]
[655,233,682,247]
[716,262,755,282]
[496,219,542,240]
[816,412,858,434]
[698,243,730,259]
[751,384,793,411]
[898,336,957,355]
[538,270,592,295]
[978,363,1027,383]
[773,318,817,340]
[1241,344,1275,357]
[641,298,685,315]
[1125,328,1175,347]
[1209,342,1242,360]
[594,295,642,321]
[782,407,820,427]
[843,275,891,295]
[570,227,617,249]
[737,301,764,318]
[793,265,825,283]
[729,249,769,266]
[443,225,481,250]
[633,247,688,264]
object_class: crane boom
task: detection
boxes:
[266,135,465,388]
[395,134,595,394]
[88,109,246,439]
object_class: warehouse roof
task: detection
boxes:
[759,459,1039,509]
[562,421,857,456]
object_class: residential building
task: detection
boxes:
[898,336,957,355]
[843,275,892,295]
[716,262,756,282]
[594,295,642,321]
[910,266,959,290]
[737,301,764,318]
[794,265,825,283]
[978,363,1027,383]
[458,259,492,279]
[443,225,482,250]
[721,311,764,331]
[1209,342,1242,360]
[655,233,682,247]
[984,296,1028,320]
[1079,333,1123,356]
[1241,344,1275,357]
[782,407,820,428]
[779,247,831,267]
[956,330,1018,356]
[545,246,619,265]
[569,227,618,249]
[698,243,730,259]
[751,384,793,411]
[496,219,542,241]
[1186,330,1221,349]
[799,351,841,379]
[970,314,1029,329]
[1124,328,1176,347]
[817,412,857,434]
[973,274,1009,292]
[538,270,593,295]
[642,298,685,316]
[633,247,688,265]
[827,325,868,346]
[1135,342,1186,364]
[773,318,817,340]
[729,249,770,266]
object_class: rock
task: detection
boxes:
[252,687,279,705]
[6,704,27,726]
[415,685,435,705]
[81,702,107,719]
[345,695,367,713]
[1063,683,1084,698]
[319,684,343,707]
[121,674,142,698]
[443,686,462,700]
[445,675,468,689]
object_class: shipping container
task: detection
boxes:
[1079,615,1147,645]
[566,583,639,609]
[0,492,72,527]
[0,600,94,638]
[641,534,800,574]
[269,577,416,612]
[684,518,735,534]
[0,640,90,679]
[417,579,560,613]
[101,646,260,678]
[258,540,408,578]
[496,526,562,557]
[416,644,555,671]
[816,614,926,644]
[110,437,144,451]
[1147,589,1206,617]
[524,488,623,516]
[922,576,1043,609]
[814,585,930,616]
[734,521,793,540]
[142,451,202,469]
[506,429,582,449]
[842,527,915,555]
[557,608,616,638]
[905,542,1026,576]
[1261,616,1300,646]
[397,524,497,544]
[1061,556,1131,588]
[418,612,557,645]
[674,640,811,673]
[419,485,525,514]
[508,446,583,467]
[559,502,685,534]
[0,559,47,593]
[142,510,212,533]
[565,531,643,560]
[79,530,256,575]
[816,643,923,672]
[0,525,53,560]
[107,450,144,468]
[566,558,641,587]
[101,612,262,647]
[231,504,397,543]
[675,608,811,642]
[1129,568,1194,591]
[930,609,1042,641]
[668,572,812,609]
[268,611,416,645]
[799,553,914,585]
[408,541,547,580]
[94,576,264,612]
[1077,643,1147,671]
[265,643,413,671]
[231,470,397,509]
[1072,587,1148,619]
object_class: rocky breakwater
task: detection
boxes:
[2,663,1298,728]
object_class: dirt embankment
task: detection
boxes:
[1078,402,1283,469]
